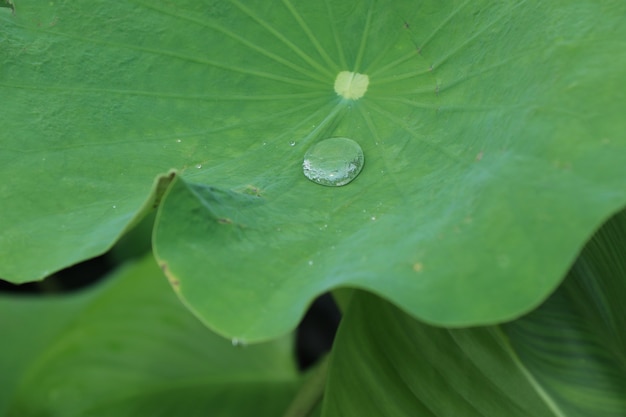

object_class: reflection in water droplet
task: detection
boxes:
[289,141,296,147]
[303,137,364,186]
[196,164,202,169]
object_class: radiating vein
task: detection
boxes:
[373,96,519,113]
[11,98,328,154]
[368,51,419,78]
[353,3,374,72]
[133,0,330,84]
[419,0,472,53]
[371,96,440,110]
[282,0,339,71]
[184,100,335,181]
[362,28,407,75]
[357,105,409,206]
[372,85,436,97]
[369,0,470,77]
[228,0,335,78]
[0,83,328,102]
[298,100,346,148]
[369,67,432,86]
[433,1,527,70]
[6,25,326,90]
[366,101,464,164]
[385,55,523,97]
[324,0,348,69]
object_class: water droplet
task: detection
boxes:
[371,216,376,221]
[196,163,202,169]
[112,205,117,209]
[289,141,296,147]
[176,139,182,143]
[308,260,314,266]
[303,137,364,187]
[231,338,246,347]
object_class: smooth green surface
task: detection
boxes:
[2,1,626,340]
[322,211,626,416]
[0,256,298,416]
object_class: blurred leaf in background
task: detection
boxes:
[0,256,299,416]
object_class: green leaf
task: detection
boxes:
[504,210,626,416]
[0,256,298,417]
[2,1,626,340]
[321,211,626,416]
[322,292,563,417]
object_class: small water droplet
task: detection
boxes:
[112,205,117,209]
[176,139,182,143]
[308,260,314,266]
[196,164,202,169]
[231,338,246,347]
[262,142,267,146]
[371,216,376,221]
[289,141,296,147]
[303,137,364,187]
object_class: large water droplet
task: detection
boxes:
[303,137,364,186]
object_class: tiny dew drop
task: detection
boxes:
[303,137,364,187]
[231,338,246,347]
[289,141,296,147]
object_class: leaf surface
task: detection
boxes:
[322,210,626,416]
[2,1,625,340]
